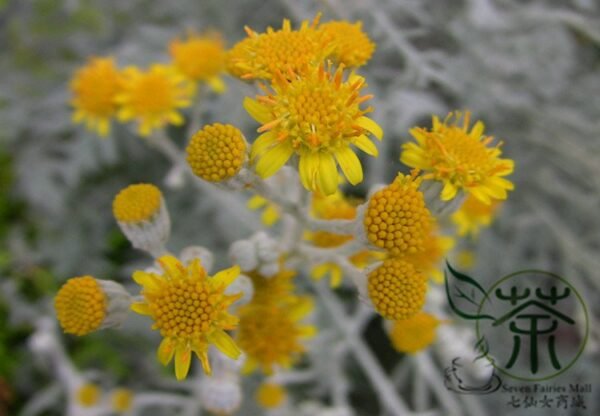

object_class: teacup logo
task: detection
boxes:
[445,263,588,381]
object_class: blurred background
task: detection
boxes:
[0,0,598,415]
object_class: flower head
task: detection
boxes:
[76,383,101,407]
[169,32,227,92]
[451,194,501,237]
[368,258,427,320]
[113,183,162,223]
[186,123,247,182]
[256,383,287,409]
[389,312,441,354]
[116,65,194,136]
[70,57,122,136]
[237,297,316,374]
[131,255,242,379]
[227,16,329,80]
[363,173,433,256]
[111,389,133,413]
[245,64,382,195]
[401,111,514,204]
[318,21,375,67]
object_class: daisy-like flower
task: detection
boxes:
[169,32,227,92]
[226,15,329,80]
[70,57,122,137]
[245,64,382,195]
[116,65,195,137]
[130,255,242,380]
[318,21,376,67]
[401,111,514,204]
[237,296,316,374]
[451,194,502,238]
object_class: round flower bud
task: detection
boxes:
[180,245,214,273]
[229,239,258,272]
[200,377,242,415]
[76,383,101,407]
[367,258,427,320]
[186,123,247,182]
[256,382,286,409]
[362,173,432,256]
[112,184,170,257]
[111,388,134,413]
[54,276,131,336]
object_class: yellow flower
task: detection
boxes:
[403,232,454,283]
[401,111,514,204]
[111,388,133,413]
[116,65,195,137]
[186,123,247,182]
[245,64,382,195]
[237,297,316,374]
[70,57,122,137]
[389,312,442,354]
[54,276,106,336]
[247,195,281,226]
[363,173,433,256]
[256,383,286,409]
[169,32,227,92]
[451,194,501,237]
[226,15,329,80]
[130,255,242,380]
[318,21,375,67]
[112,183,162,223]
[368,258,427,320]
[76,383,101,407]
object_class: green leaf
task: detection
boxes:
[445,261,495,321]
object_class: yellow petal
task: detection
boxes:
[157,255,185,279]
[208,329,241,360]
[468,187,492,205]
[130,302,152,315]
[489,176,514,190]
[157,337,176,366]
[255,142,294,179]
[440,181,458,201]
[310,263,331,280]
[250,132,277,159]
[174,345,192,380]
[243,97,270,124]
[210,265,240,288]
[334,147,363,185]
[208,77,226,93]
[329,265,343,288]
[247,195,267,209]
[469,120,485,140]
[353,135,378,157]
[132,271,161,291]
[317,152,339,195]
[298,325,318,338]
[262,206,279,226]
[289,297,314,321]
[356,117,383,140]
[299,151,319,191]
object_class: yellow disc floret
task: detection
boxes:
[227,16,329,80]
[368,258,427,320]
[389,312,441,354]
[186,123,247,182]
[169,32,226,92]
[111,388,133,412]
[245,63,382,195]
[54,276,106,336]
[116,64,195,136]
[256,383,286,408]
[319,21,375,67]
[237,298,316,374]
[364,173,433,256]
[76,383,101,407]
[112,183,162,223]
[130,255,241,380]
[401,111,514,204]
[70,57,122,137]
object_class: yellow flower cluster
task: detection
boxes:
[131,255,242,380]
[186,123,247,182]
[227,15,379,195]
[112,183,162,223]
[70,32,227,137]
[237,269,316,374]
[54,276,106,336]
